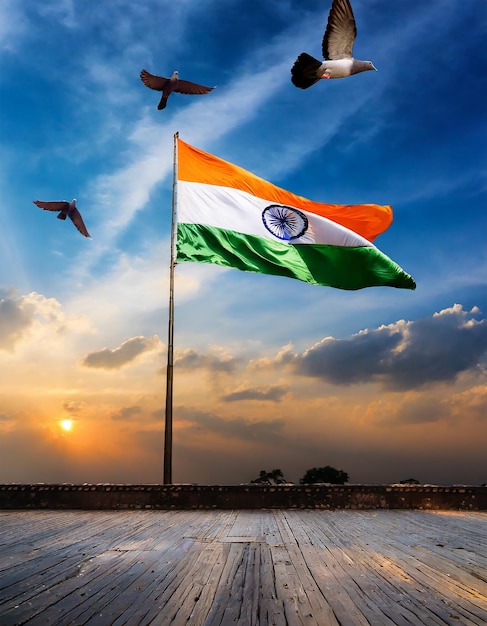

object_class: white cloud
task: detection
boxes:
[0,290,91,352]
[0,0,27,52]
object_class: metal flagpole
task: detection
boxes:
[163,131,179,484]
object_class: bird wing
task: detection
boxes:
[69,208,91,238]
[33,200,69,212]
[174,79,214,95]
[140,69,168,91]
[322,0,357,60]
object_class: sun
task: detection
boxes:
[60,419,74,432]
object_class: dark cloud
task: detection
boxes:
[176,406,284,444]
[112,406,142,421]
[0,293,35,351]
[298,329,401,386]
[62,401,85,415]
[296,305,487,391]
[175,348,238,373]
[222,385,288,403]
[82,335,159,369]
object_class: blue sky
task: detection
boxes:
[1,0,486,485]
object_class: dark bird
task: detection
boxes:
[33,199,91,238]
[291,0,376,89]
[140,69,215,110]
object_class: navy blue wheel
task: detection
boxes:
[262,205,308,241]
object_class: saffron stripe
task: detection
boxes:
[178,138,392,242]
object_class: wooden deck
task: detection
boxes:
[0,510,485,625]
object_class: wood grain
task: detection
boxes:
[0,510,485,625]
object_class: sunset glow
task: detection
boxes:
[61,420,73,433]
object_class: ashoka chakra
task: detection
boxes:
[262,205,308,241]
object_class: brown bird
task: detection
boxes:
[140,69,215,110]
[291,0,376,89]
[33,199,91,238]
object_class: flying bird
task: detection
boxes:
[140,69,215,110]
[291,0,376,89]
[33,199,91,238]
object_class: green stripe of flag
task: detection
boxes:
[176,223,416,290]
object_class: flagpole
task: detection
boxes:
[164,131,178,485]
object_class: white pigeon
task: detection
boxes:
[33,199,91,238]
[291,0,376,89]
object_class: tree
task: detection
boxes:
[399,478,420,484]
[251,469,287,485]
[300,466,349,485]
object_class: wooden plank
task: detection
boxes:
[277,510,398,626]
[0,510,485,626]
[283,510,486,626]
[108,541,205,625]
[258,540,288,626]
[202,541,256,625]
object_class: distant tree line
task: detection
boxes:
[251,469,287,485]
[300,466,349,484]
[250,468,423,485]
[251,465,349,485]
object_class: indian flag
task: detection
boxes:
[176,138,416,291]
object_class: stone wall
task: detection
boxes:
[0,484,485,510]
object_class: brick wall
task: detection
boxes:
[0,484,485,510]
